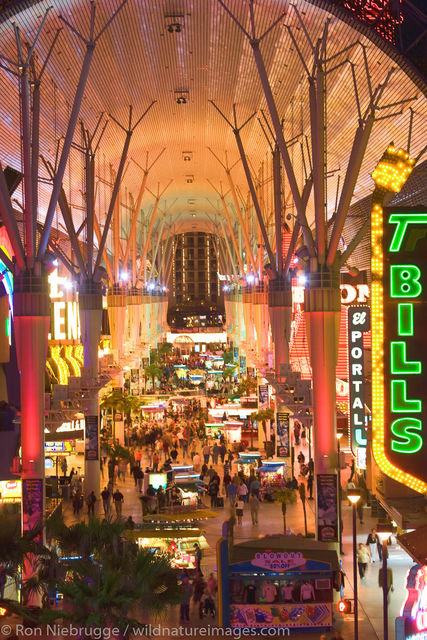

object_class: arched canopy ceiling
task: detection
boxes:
[0,0,425,254]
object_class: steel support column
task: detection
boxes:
[304,270,341,548]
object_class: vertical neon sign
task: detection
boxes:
[372,207,427,493]
[348,306,370,454]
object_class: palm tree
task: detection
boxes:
[274,488,297,534]
[144,363,164,389]
[158,342,173,360]
[46,514,125,560]
[0,514,53,614]
[223,365,237,382]
[251,408,274,441]
[223,350,234,365]
[234,377,257,397]
[298,482,308,537]
[40,516,181,637]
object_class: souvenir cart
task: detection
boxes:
[173,472,207,506]
[127,523,209,573]
[223,421,243,446]
[217,535,339,633]
[258,460,287,500]
[233,452,261,476]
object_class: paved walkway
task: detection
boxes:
[58,443,411,640]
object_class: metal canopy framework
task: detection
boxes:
[0,0,424,278]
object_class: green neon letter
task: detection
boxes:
[388,213,427,251]
[398,304,414,336]
[391,265,422,298]
[391,342,422,374]
[391,418,423,453]
[391,380,422,413]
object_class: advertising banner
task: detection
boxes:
[22,479,43,541]
[239,355,247,375]
[276,412,290,458]
[230,603,333,629]
[233,347,239,363]
[317,474,338,542]
[85,415,99,461]
[258,384,268,409]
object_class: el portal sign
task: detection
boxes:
[372,206,427,493]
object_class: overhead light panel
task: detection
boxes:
[186,175,194,184]
[182,151,193,162]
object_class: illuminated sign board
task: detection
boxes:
[0,480,21,503]
[45,441,73,454]
[48,268,79,341]
[348,306,370,454]
[372,207,427,493]
[396,565,427,640]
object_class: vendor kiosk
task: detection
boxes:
[258,460,288,498]
[217,535,339,633]
[233,452,261,475]
[126,523,208,573]
[223,421,243,445]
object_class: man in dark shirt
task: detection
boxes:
[113,489,124,517]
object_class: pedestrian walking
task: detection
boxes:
[113,488,124,517]
[152,452,159,472]
[136,466,144,493]
[228,479,238,506]
[356,496,365,524]
[249,492,259,525]
[101,486,111,517]
[307,472,314,499]
[203,443,211,465]
[236,498,244,525]
[357,543,371,578]
[237,480,249,503]
[193,543,202,573]
[180,576,192,623]
[249,476,260,499]
[367,528,381,563]
[378,566,394,604]
[72,491,83,516]
[212,443,220,465]
[86,491,97,517]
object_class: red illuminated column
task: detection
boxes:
[79,282,103,497]
[13,273,50,602]
[304,270,341,544]
[268,279,292,379]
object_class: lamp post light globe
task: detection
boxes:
[347,488,362,640]
[376,524,394,640]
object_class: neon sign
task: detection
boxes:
[396,565,427,640]
[348,306,370,454]
[372,207,427,493]
[48,269,79,341]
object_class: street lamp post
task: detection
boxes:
[347,490,362,640]
[377,524,393,640]
[337,433,344,555]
